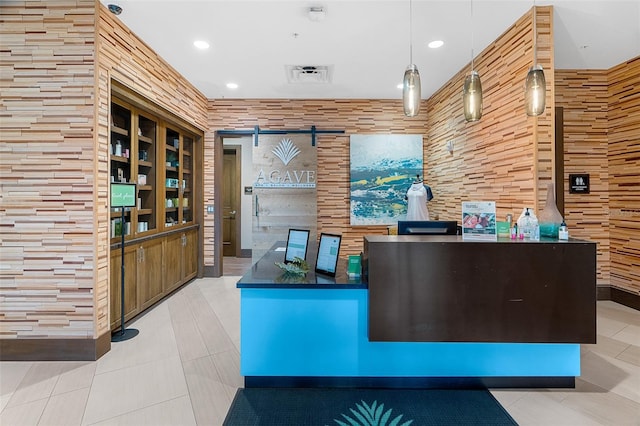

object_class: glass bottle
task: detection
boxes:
[558,220,569,240]
[538,182,563,238]
[521,208,533,239]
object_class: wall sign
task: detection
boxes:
[569,174,590,194]
[254,137,316,188]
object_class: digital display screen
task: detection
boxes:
[315,233,341,276]
[284,229,310,263]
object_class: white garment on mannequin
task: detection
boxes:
[406,182,430,220]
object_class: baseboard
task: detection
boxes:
[597,285,639,311]
[244,376,575,389]
[610,287,640,310]
[0,331,112,361]
[597,285,611,300]
[240,249,252,258]
[203,265,221,277]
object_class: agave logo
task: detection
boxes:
[255,137,315,188]
[272,138,301,166]
[331,400,413,426]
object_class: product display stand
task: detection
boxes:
[111,183,139,342]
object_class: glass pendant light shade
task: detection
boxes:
[463,70,483,121]
[525,64,546,116]
[403,64,421,117]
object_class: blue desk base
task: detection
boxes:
[240,289,580,388]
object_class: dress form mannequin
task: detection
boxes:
[406,175,431,221]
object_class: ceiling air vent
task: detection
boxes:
[285,65,332,84]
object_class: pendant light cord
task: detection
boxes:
[409,0,414,65]
[470,0,474,71]
[533,0,537,67]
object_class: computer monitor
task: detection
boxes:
[397,220,458,235]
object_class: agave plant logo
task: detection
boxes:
[272,138,301,166]
[331,400,413,426]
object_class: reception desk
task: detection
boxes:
[237,237,596,388]
[365,235,596,343]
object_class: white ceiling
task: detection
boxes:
[100,0,640,100]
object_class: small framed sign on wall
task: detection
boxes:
[569,174,590,194]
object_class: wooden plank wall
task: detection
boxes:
[0,0,209,343]
[94,3,208,336]
[556,57,640,293]
[207,100,429,258]
[555,70,610,285]
[424,6,553,224]
[608,57,640,293]
[96,4,208,131]
[206,7,552,263]
[1,0,98,339]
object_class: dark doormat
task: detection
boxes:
[223,387,518,425]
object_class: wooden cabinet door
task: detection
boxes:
[183,230,198,280]
[138,238,164,310]
[110,245,138,330]
[164,232,183,293]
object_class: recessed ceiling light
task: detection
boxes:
[397,83,403,89]
[193,40,210,50]
[226,83,238,89]
[428,40,444,49]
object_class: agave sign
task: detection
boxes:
[254,137,316,188]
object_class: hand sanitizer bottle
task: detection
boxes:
[558,220,569,240]
[522,208,533,239]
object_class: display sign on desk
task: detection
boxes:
[284,229,310,263]
[315,233,341,277]
[461,201,497,241]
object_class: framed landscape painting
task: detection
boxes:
[350,134,423,225]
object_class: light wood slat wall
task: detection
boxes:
[95,66,111,338]
[96,2,208,335]
[0,0,209,343]
[207,100,429,258]
[424,7,553,224]
[608,57,640,293]
[1,0,98,339]
[96,4,208,131]
[205,8,554,262]
[555,70,610,285]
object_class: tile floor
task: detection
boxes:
[1,262,639,425]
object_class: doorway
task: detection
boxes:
[223,146,241,257]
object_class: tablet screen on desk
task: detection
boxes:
[315,233,341,276]
[284,229,310,263]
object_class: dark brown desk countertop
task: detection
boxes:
[236,242,366,289]
[364,234,592,244]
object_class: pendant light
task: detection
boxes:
[402,0,421,117]
[463,0,482,122]
[525,3,546,116]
